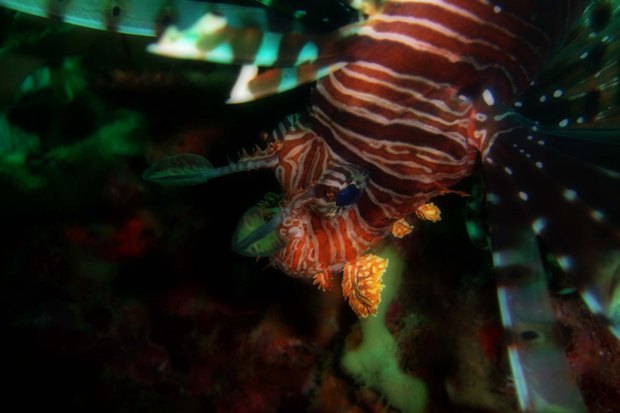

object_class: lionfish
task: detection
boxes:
[3,0,619,411]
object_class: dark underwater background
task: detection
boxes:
[1,3,619,412]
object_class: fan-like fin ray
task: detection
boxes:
[148,11,361,68]
[482,137,588,412]
[227,61,346,103]
[480,110,620,335]
[0,0,290,37]
[516,0,620,127]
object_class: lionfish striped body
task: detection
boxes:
[138,0,620,327]
[11,0,617,411]
[140,1,620,410]
[254,0,586,282]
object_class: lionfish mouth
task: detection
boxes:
[231,205,284,257]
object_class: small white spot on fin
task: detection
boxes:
[557,256,574,271]
[487,193,500,205]
[563,189,577,201]
[531,218,546,234]
[482,89,495,106]
[591,210,605,222]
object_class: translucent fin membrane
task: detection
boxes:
[480,110,620,336]
[254,0,382,20]
[516,0,620,127]
[143,152,277,185]
[344,0,384,15]
[482,146,587,412]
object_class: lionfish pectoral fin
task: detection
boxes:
[227,61,347,103]
[481,141,587,412]
[342,254,387,318]
[516,0,620,128]
[143,151,278,185]
[480,111,620,337]
[148,9,361,67]
[0,0,273,37]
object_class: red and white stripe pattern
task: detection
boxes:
[267,116,378,276]
[269,0,588,278]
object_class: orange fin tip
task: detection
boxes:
[416,202,442,223]
[342,254,388,318]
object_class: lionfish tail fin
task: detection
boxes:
[477,108,620,337]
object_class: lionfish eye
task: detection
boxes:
[335,184,361,207]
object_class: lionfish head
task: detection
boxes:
[233,153,374,282]
[144,120,386,311]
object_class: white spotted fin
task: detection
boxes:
[475,4,620,404]
[515,0,620,127]
[143,153,216,185]
[476,105,620,410]
[481,110,620,334]
[475,115,619,412]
